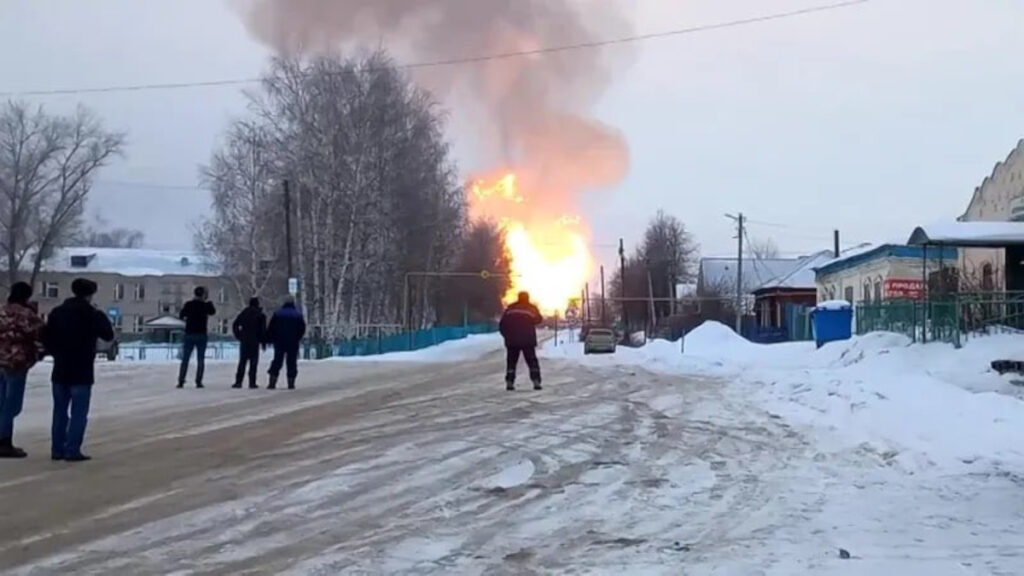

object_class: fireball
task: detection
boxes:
[469,172,592,316]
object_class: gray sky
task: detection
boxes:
[2,0,1023,274]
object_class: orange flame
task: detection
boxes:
[469,172,592,316]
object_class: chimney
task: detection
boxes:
[833,230,840,258]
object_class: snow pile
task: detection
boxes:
[330,333,505,363]
[546,321,1024,474]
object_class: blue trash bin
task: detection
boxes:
[812,301,853,348]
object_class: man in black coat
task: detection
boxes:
[43,278,114,462]
[499,291,544,391]
[177,286,216,389]
[266,296,306,390]
[232,297,266,389]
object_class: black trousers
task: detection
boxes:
[235,343,260,386]
[269,345,299,380]
[506,346,541,384]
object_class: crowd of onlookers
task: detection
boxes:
[0,281,305,462]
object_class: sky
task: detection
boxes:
[2,0,1023,275]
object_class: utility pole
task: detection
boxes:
[726,213,745,333]
[619,238,628,336]
[283,179,294,279]
[600,265,606,325]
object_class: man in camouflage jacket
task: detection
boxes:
[0,282,45,458]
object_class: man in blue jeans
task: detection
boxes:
[0,282,45,458]
[44,278,114,462]
[177,286,216,389]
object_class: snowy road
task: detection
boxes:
[0,347,813,575]
[1,336,1022,575]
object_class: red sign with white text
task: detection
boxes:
[885,279,924,300]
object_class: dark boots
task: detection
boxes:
[232,381,242,389]
[0,437,27,459]
[267,375,278,390]
[287,377,296,390]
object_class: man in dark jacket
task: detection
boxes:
[177,286,216,389]
[0,282,45,458]
[499,291,544,391]
[232,297,266,389]
[44,278,114,462]
[266,296,306,390]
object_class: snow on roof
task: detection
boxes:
[754,251,835,292]
[908,221,1024,247]
[699,257,803,294]
[42,247,220,278]
[814,243,959,277]
[144,315,186,329]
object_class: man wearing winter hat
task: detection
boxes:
[43,278,114,462]
[0,282,45,458]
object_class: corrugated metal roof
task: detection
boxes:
[699,257,803,294]
[755,251,836,291]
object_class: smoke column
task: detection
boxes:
[233,0,632,216]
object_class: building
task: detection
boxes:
[957,139,1024,290]
[814,244,959,304]
[33,247,242,338]
[696,257,805,299]
[752,251,834,329]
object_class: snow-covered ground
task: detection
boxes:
[1,324,1022,574]
[544,323,1024,573]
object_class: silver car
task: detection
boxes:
[584,328,616,355]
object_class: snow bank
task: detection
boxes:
[545,321,1024,474]
[329,333,504,364]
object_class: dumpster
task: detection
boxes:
[812,300,853,348]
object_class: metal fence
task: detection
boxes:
[855,292,1024,347]
[326,322,499,358]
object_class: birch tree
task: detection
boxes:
[0,101,125,286]
[201,50,468,336]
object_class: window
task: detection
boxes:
[844,286,854,304]
[218,287,227,304]
[134,283,146,301]
[220,318,230,335]
[111,314,123,330]
[863,281,872,303]
[161,303,173,315]
[114,283,125,301]
[133,315,145,333]
[874,280,882,303]
[982,263,995,291]
[42,282,59,299]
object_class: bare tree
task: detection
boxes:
[198,120,284,302]
[200,50,467,337]
[610,210,698,329]
[81,214,145,248]
[746,236,780,260]
[0,101,125,286]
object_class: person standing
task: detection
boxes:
[0,282,45,459]
[177,286,216,389]
[44,278,114,462]
[232,297,266,389]
[266,296,306,390]
[499,291,544,392]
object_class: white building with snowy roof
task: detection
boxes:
[33,247,241,337]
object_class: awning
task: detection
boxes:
[144,315,186,330]
[908,221,1024,248]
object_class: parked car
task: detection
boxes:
[96,337,119,361]
[584,328,617,355]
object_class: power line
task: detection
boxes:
[95,179,207,191]
[0,0,870,98]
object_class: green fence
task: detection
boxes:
[855,292,1024,347]
[321,322,498,358]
